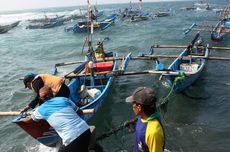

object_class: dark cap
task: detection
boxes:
[23,73,37,88]
[126,87,157,107]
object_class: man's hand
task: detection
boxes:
[19,106,30,114]
[20,114,32,122]
[77,109,83,115]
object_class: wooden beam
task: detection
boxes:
[55,57,123,67]
[65,69,195,79]
[137,55,230,61]
[151,44,230,50]
[0,109,95,116]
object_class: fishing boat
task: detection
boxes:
[27,15,65,23]
[130,15,149,22]
[162,34,209,93]
[154,11,170,17]
[183,19,230,41]
[183,4,230,41]
[65,14,116,33]
[119,0,151,22]
[211,12,230,42]
[0,21,20,34]
[13,51,131,147]
[26,18,65,29]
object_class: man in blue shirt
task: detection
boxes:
[21,86,91,152]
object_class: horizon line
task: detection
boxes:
[0,0,187,13]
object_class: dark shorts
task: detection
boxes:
[58,129,91,152]
[56,83,70,98]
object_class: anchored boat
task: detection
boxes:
[65,14,116,33]
[0,21,20,34]
[162,34,209,93]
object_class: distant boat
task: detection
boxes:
[26,18,65,29]
[194,1,211,10]
[119,0,151,21]
[180,7,197,11]
[130,15,149,22]
[27,15,65,23]
[154,11,170,17]
[211,18,230,42]
[0,21,20,34]
[65,14,116,33]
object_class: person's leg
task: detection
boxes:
[56,83,70,98]
[74,129,91,151]
[58,129,91,152]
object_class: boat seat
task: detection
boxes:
[180,63,199,72]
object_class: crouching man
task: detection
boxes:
[21,86,91,152]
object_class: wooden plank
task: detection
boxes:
[65,69,195,78]
[151,45,230,50]
[136,55,230,61]
[0,109,95,116]
[55,57,123,67]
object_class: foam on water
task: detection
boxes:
[27,144,58,152]
[0,9,81,24]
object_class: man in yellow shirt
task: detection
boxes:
[126,87,165,152]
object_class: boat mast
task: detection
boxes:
[86,0,95,87]
[86,0,95,61]
[138,0,142,16]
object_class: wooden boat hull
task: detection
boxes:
[163,46,209,93]
[13,52,131,147]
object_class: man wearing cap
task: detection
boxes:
[94,41,105,60]
[126,87,165,152]
[20,86,91,152]
[21,73,70,113]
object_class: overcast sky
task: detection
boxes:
[0,0,182,11]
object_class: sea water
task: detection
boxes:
[0,0,230,152]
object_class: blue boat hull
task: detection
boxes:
[12,52,132,147]
[65,14,116,33]
[211,19,228,42]
[163,46,209,93]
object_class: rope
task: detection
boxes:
[158,72,185,108]
[96,117,137,141]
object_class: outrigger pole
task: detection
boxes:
[54,54,230,69]
[151,44,230,50]
[0,109,95,116]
